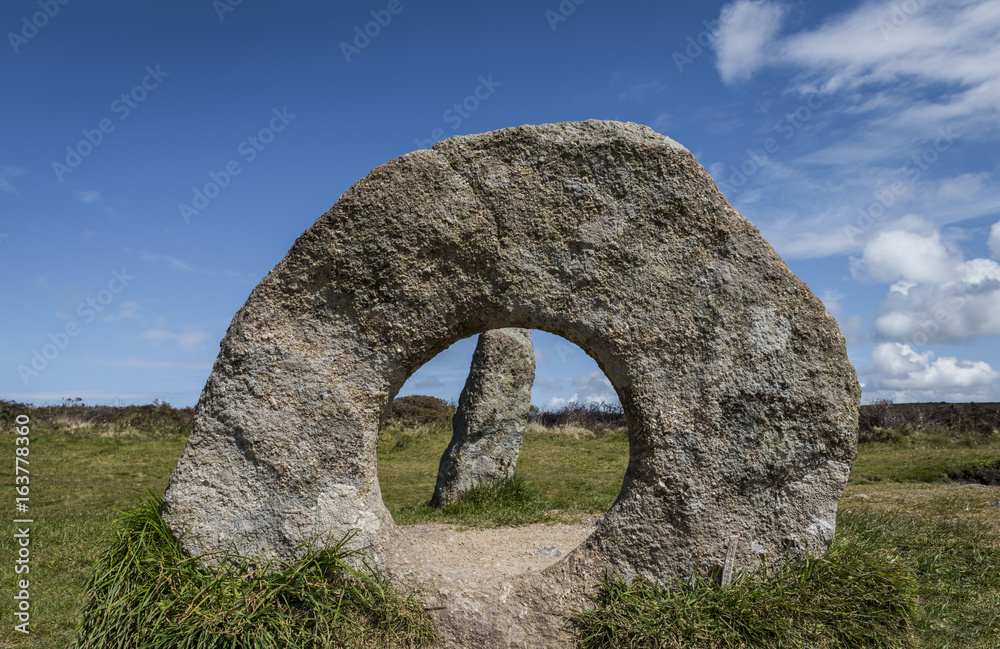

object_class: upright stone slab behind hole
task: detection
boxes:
[431,328,535,507]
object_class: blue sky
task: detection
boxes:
[2,0,999,409]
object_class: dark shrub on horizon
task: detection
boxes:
[386,394,455,426]
[529,401,625,430]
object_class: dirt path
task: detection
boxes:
[398,514,601,580]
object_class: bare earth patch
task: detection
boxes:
[398,514,601,581]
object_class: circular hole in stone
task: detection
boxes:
[376,329,629,582]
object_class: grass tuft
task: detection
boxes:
[74,493,436,649]
[573,524,917,649]
[393,473,558,528]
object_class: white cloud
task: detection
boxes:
[853,229,957,284]
[713,0,786,84]
[711,0,1000,261]
[74,190,103,205]
[544,395,577,411]
[101,301,144,323]
[83,357,212,370]
[411,376,444,389]
[989,220,1000,259]
[820,289,844,315]
[937,172,990,200]
[137,251,195,273]
[531,378,564,394]
[541,371,619,411]
[869,342,999,391]
[861,223,1000,344]
[839,314,867,347]
[571,371,617,404]
[0,166,25,193]
[776,0,1000,134]
[139,326,210,352]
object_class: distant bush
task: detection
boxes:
[859,399,902,432]
[386,395,455,426]
[0,399,194,437]
[859,400,1000,439]
[529,401,625,430]
[0,399,28,427]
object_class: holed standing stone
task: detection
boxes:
[432,328,534,507]
[161,120,860,648]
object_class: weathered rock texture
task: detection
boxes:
[432,328,534,507]
[162,120,860,648]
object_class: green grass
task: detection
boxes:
[74,494,435,649]
[3,405,1000,648]
[1,427,190,648]
[839,503,1000,648]
[393,473,558,528]
[570,427,1000,649]
[573,521,917,649]
[376,419,629,524]
[850,427,1000,484]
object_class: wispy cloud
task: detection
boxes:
[618,80,665,102]
[136,251,195,273]
[138,326,211,352]
[531,378,564,394]
[0,166,25,193]
[411,376,444,389]
[101,301,144,323]
[127,248,257,283]
[82,357,213,370]
[74,190,103,204]
[713,0,786,84]
[716,0,1000,135]
[707,0,1000,259]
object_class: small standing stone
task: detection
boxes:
[431,328,534,507]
